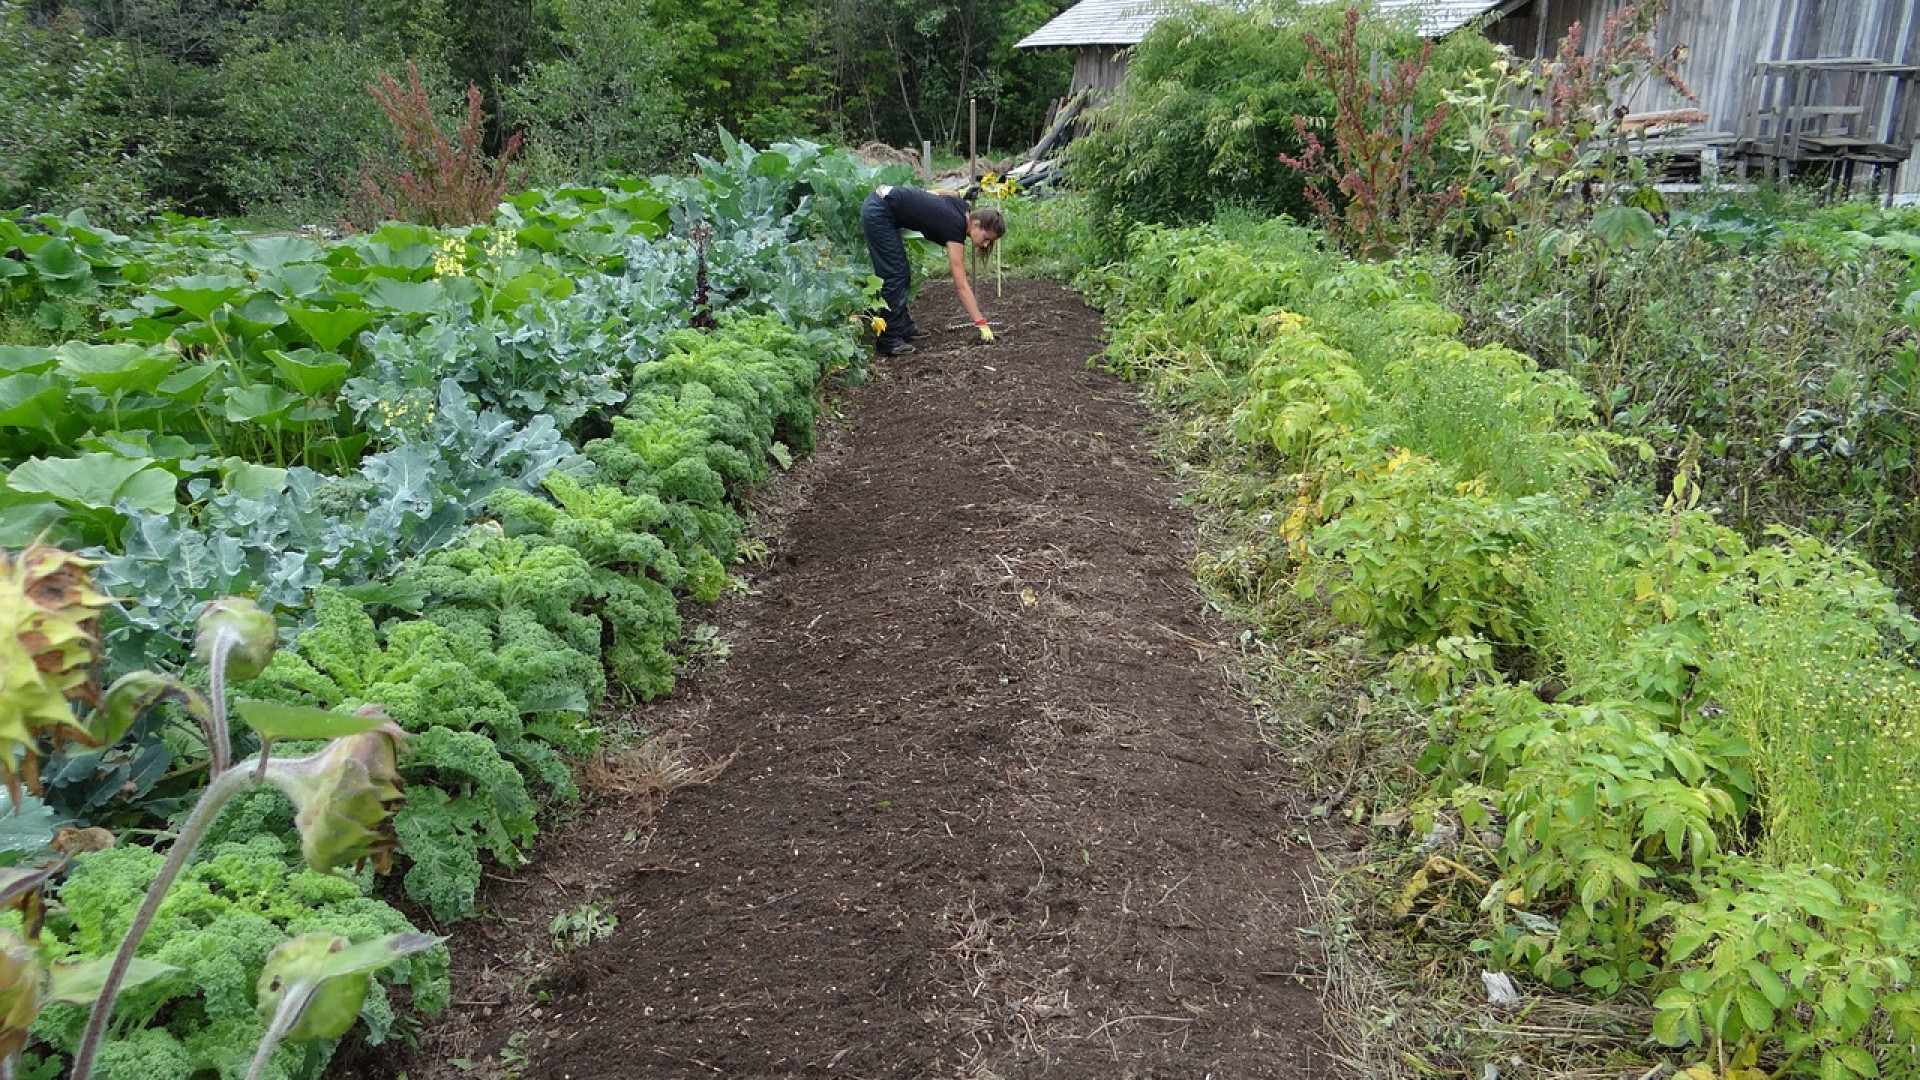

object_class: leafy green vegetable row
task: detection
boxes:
[2,137,904,1079]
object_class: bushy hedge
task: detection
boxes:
[1065,0,1493,255]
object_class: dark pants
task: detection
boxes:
[861,192,916,348]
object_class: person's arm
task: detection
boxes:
[946,241,988,326]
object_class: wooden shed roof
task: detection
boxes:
[1015,0,1506,49]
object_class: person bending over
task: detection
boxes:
[860,183,1005,356]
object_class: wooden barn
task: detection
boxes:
[1014,0,1920,196]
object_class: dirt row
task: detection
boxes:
[346,278,1337,1080]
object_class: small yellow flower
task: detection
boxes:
[869,316,887,335]
[482,229,518,261]
[432,236,467,277]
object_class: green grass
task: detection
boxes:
[995,192,1104,283]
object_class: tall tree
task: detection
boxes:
[504,0,693,180]
[649,0,831,145]
[823,0,1068,155]
[0,0,172,219]
[216,0,458,217]
[447,0,537,143]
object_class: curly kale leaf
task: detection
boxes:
[402,536,601,652]
[393,726,539,922]
[604,385,756,494]
[401,535,608,762]
[392,789,483,925]
[255,589,524,744]
[38,835,446,1079]
[600,570,682,698]
[561,436,739,582]
[495,473,687,587]
[39,1028,196,1080]
[639,317,827,459]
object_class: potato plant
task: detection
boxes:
[1089,216,1920,1078]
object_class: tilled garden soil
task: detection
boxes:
[346,279,1335,1079]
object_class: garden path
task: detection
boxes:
[345,278,1335,1079]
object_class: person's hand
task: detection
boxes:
[977,321,995,344]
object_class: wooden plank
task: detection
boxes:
[1751,105,1866,117]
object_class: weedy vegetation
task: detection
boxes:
[1079,208,1920,1080]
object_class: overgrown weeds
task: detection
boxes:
[1277,6,1460,256]
[1442,211,1920,600]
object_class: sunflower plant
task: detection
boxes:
[0,543,438,1080]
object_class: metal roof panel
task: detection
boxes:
[1015,0,1501,49]
[1016,0,1192,48]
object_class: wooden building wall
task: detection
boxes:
[1485,0,1920,194]
[1070,46,1133,97]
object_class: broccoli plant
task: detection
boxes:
[0,544,439,1080]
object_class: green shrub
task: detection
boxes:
[1652,860,1920,1079]
[1379,334,1610,498]
[0,2,172,222]
[1067,0,1491,256]
[214,38,432,222]
[1444,211,1920,598]
[1433,687,1745,992]
[1234,323,1373,467]
[500,0,693,185]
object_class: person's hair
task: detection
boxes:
[968,206,1006,240]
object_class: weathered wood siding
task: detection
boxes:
[1486,0,1920,193]
[1070,46,1133,97]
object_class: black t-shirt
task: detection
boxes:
[883,188,970,245]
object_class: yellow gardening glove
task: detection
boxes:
[977,322,995,344]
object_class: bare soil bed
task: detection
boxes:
[341,278,1337,1079]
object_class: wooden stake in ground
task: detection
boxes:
[969,96,978,287]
